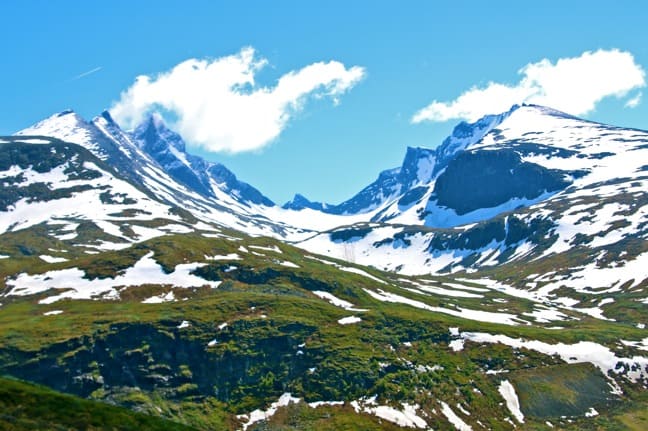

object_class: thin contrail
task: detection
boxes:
[70,66,103,81]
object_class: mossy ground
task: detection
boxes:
[0,230,646,430]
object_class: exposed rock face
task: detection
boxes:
[434,149,571,215]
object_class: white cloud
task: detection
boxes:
[111,47,365,153]
[625,92,642,108]
[412,49,646,123]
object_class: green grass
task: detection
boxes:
[0,229,646,430]
[510,363,615,419]
[0,375,198,430]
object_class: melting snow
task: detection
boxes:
[5,252,220,303]
[43,310,63,316]
[249,245,282,253]
[449,339,465,352]
[461,331,648,388]
[142,291,175,304]
[585,407,599,417]
[498,380,524,423]
[307,401,344,408]
[238,393,300,431]
[338,265,387,284]
[311,290,365,311]
[440,401,472,431]
[205,253,241,260]
[351,398,428,429]
[39,255,68,264]
[364,288,522,325]
[338,316,362,325]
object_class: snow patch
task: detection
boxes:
[440,401,472,431]
[585,407,599,417]
[365,288,521,325]
[142,291,175,304]
[498,380,524,423]
[338,316,362,325]
[39,255,69,263]
[5,252,220,303]
[351,398,428,429]
[238,393,300,431]
[461,331,648,389]
[205,253,241,261]
[43,310,64,316]
[311,290,366,311]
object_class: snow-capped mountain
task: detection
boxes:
[6,103,648,288]
[283,146,437,215]
[14,110,307,239]
[284,105,517,216]
[132,113,274,207]
[298,104,648,295]
[0,135,189,250]
[2,103,648,430]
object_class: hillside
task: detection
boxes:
[0,104,646,429]
[0,376,197,430]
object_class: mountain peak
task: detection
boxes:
[282,193,326,211]
[513,103,581,120]
[57,109,77,117]
[150,112,167,129]
[138,112,171,133]
[133,113,186,153]
[95,110,120,128]
[15,109,93,145]
[435,106,516,167]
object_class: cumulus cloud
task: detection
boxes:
[412,49,646,123]
[111,47,365,153]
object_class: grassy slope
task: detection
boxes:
[0,376,197,431]
[0,231,646,430]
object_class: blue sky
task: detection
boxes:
[2,1,647,204]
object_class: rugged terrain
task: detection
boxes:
[0,104,646,430]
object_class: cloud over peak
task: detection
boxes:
[412,49,646,123]
[111,47,365,153]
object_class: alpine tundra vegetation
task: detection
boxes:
[1,2,648,430]
[1,101,647,430]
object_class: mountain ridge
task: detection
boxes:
[1,102,647,430]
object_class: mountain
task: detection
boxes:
[1,104,647,430]
[1,230,646,430]
[299,104,648,274]
[282,193,328,211]
[284,105,516,215]
[132,113,274,207]
[13,110,307,239]
[283,146,437,214]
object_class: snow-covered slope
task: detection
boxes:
[9,104,648,291]
[284,105,516,216]
[0,136,192,250]
[14,111,307,238]
[283,146,437,215]
[297,104,648,295]
[132,114,274,207]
